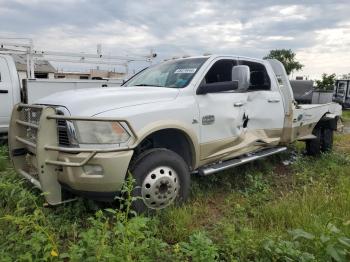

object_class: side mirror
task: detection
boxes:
[232,65,250,91]
[196,81,238,95]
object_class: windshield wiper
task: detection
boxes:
[134,84,164,87]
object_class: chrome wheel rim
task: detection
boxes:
[141,166,180,209]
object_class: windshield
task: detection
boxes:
[124,58,208,88]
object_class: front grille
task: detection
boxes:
[57,119,70,146]
[56,110,71,147]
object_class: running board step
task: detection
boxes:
[198,147,287,176]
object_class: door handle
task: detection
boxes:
[234,102,244,107]
[268,99,280,103]
[0,90,8,94]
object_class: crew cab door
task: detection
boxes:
[0,56,13,132]
[238,59,284,144]
[195,58,248,161]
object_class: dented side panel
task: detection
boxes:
[291,103,342,141]
[197,91,248,160]
[245,91,284,138]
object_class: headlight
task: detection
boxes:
[74,121,131,145]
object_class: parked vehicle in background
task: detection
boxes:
[0,54,122,137]
[333,80,350,108]
[0,38,156,138]
[9,55,342,213]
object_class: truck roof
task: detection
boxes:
[170,54,266,63]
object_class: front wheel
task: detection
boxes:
[130,148,190,213]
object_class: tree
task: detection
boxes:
[315,73,336,91]
[341,73,350,79]
[264,49,303,75]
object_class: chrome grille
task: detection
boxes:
[57,119,70,146]
[56,110,71,147]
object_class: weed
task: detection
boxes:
[0,146,8,171]
[289,223,350,261]
[261,237,315,261]
[1,207,60,261]
[179,231,218,262]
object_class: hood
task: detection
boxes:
[36,86,179,116]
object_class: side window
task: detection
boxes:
[203,59,237,84]
[240,60,271,91]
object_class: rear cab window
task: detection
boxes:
[239,60,271,91]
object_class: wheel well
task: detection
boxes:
[133,129,195,170]
[315,114,338,131]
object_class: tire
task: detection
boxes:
[321,128,333,152]
[306,128,321,156]
[130,148,190,213]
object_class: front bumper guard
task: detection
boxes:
[9,103,136,205]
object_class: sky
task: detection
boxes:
[0,0,349,79]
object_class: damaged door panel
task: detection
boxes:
[198,92,248,160]
[196,58,249,161]
[239,59,284,146]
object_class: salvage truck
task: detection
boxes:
[9,55,342,212]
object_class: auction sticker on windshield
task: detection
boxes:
[174,68,197,74]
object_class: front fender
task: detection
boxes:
[135,120,200,169]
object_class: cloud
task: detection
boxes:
[298,24,350,78]
[0,0,349,78]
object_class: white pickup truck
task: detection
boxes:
[9,55,342,212]
[0,54,122,137]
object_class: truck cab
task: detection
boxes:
[0,55,21,135]
[8,55,342,212]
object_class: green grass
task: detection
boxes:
[1,120,350,261]
[342,109,350,122]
